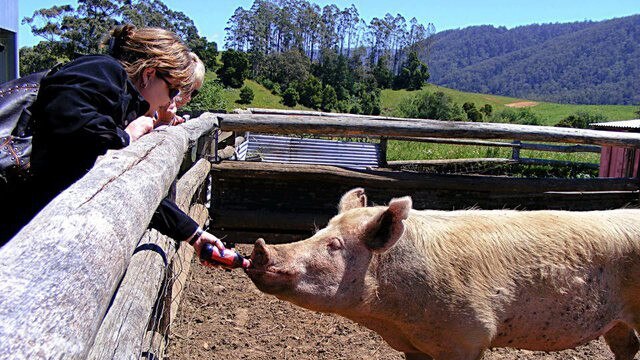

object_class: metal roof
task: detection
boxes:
[590,119,640,131]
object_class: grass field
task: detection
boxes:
[380,84,638,125]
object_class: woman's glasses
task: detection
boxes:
[156,72,180,99]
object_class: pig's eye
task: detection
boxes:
[327,237,343,251]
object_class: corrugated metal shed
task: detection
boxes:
[590,119,640,132]
[236,133,382,170]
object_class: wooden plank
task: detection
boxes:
[212,230,311,245]
[519,142,601,153]
[387,158,516,167]
[612,147,626,178]
[86,229,176,360]
[599,146,612,177]
[217,113,640,148]
[388,137,599,153]
[0,116,217,358]
[211,209,331,232]
[517,158,600,169]
[211,162,639,193]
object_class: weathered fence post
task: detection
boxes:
[512,140,521,161]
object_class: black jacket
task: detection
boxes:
[2,55,197,243]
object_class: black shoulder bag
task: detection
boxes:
[0,69,52,184]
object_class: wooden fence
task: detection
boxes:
[242,108,604,168]
[0,114,218,359]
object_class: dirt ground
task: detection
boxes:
[504,101,539,108]
[167,244,627,360]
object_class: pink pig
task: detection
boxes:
[246,188,640,360]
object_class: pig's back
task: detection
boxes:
[392,209,640,304]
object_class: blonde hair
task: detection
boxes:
[188,52,206,94]
[104,24,195,93]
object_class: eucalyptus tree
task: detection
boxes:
[225,7,252,51]
[21,0,218,74]
[319,4,339,54]
[22,0,122,57]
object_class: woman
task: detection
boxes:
[156,52,206,126]
[3,25,224,259]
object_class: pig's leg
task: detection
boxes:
[603,322,639,360]
[404,352,433,360]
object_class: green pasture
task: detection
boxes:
[381,84,638,125]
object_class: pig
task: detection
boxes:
[246,188,640,360]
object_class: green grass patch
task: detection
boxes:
[387,140,599,163]
[219,80,313,112]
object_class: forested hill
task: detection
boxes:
[427,15,640,105]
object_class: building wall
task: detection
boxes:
[0,0,19,83]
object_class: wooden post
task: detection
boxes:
[512,140,521,161]
[86,159,211,360]
[0,115,218,359]
[379,136,388,167]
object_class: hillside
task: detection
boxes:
[380,85,637,126]
[427,15,640,105]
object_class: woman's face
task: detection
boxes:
[139,68,180,116]
[175,79,203,108]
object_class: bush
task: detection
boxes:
[396,91,466,120]
[321,85,338,112]
[298,76,323,109]
[336,100,350,113]
[238,86,254,104]
[271,83,281,96]
[556,111,607,129]
[481,104,493,117]
[180,78,227,113]
[350,103,362,114]
[462,102,483,122]
[258,77,275,91]
[217,49,250,88]
[491,108,542,125]
[282,87,299,107]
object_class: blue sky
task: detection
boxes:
[18,0,639,48]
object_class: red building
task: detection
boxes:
[591,119,640,178]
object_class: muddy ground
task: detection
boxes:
[167,244,627,360]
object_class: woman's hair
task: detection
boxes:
[189,52,206,93]
[104,24,195,93]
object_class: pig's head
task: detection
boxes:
[246,188,412,313]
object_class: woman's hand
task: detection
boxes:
[124,116,155,142]
[155,101,178,127]
[191,230,227,267]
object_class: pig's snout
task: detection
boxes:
[251,238,271,267]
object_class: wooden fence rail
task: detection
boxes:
[218,112,640,148]
[0,114,218,359]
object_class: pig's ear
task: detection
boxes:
[338,187,367,213]
[363,196,412,253]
